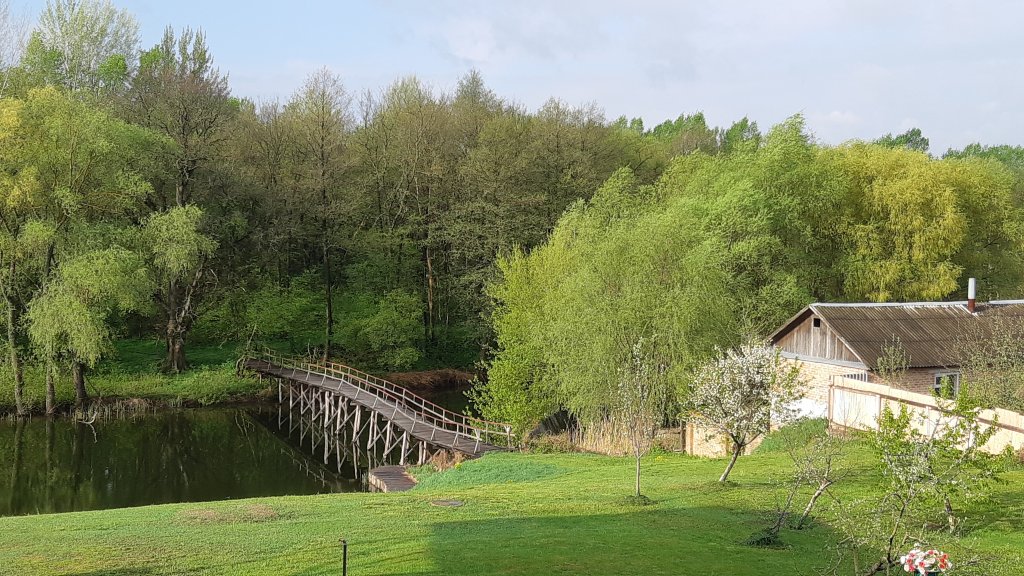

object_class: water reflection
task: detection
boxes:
[0,409,358,516]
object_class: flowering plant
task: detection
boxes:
[900,545,951,574]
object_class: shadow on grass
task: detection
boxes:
[416,507,842,576]
[963,481,1024,536]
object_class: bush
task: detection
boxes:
[754,418,828,454]
[356,289,424,370]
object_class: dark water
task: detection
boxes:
[0,408,360,516]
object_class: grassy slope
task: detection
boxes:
[0,447,1021,576]
[0,340,265,414]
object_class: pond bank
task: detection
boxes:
[0,362,265,418]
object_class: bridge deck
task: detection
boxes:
[244,359,503,457]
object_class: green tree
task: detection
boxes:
[27,247,150,407]
[864,396,1002,573]
[141,205,217,372]
[874,127,929,153]
[835,144,1016,301]
[285,68,354,360]
[0,87,155,413]
[477,167,738,438]
[129,27,232,372]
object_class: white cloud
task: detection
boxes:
[441,17,497,64]
[821,110,862,126]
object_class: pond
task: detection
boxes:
[0,407,363,516]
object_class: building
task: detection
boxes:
[769,281,1024,418]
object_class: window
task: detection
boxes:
[812,317,821,328]
[933,372,960,398]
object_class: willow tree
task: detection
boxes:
[476,167,738,438]
[834,144,1018,302]
[27,247,150,407]
[0,87,156,414]
[141,206,217,372]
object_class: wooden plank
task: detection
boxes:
[367,465,417,493]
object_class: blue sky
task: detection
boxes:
[21,1,1024,153]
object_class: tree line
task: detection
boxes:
[3,0,1024,421]
[0,0,777,415]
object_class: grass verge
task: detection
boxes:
[0,339,266,415]
[0,444,1022,575]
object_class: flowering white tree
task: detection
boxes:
[0,0,28,97]
[614,336,668,498]
[688,342,803,482]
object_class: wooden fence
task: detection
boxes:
[829,376,1024,455]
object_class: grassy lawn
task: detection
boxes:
[0,340,265,414]
[0,443,1021,575]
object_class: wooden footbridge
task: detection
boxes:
[242,349,513,469]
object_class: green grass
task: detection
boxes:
[0,445,1021,575]
[0,339,266,414]
[105,339,242,372]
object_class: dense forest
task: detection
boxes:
[2,1,1024,421]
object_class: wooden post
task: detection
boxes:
[352,406,362,450]
[384,420,394,460]
[367,411,378,456]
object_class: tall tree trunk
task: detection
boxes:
[72,360,87,408]
[165,280,188,373]
[719,441,743,483]
[424,244,435,344]
[6,294,26,418]
[322,235,333,362]
[45,415,54,503]
[45,362,56,416]
[43,245,57,415]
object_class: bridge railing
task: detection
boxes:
[252,347,515,447]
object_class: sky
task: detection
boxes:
[18,0,1024,153]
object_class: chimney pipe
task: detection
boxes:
[967,277,977,313]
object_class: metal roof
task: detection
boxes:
[770,301,1024,369]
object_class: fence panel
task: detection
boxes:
[829,376,1024,455]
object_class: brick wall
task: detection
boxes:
[869,368,947,395]
[784,358,867,405]
[685,422,764,458]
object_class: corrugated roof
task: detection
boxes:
[771,301,1024,369]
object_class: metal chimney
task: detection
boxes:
[967,277,977,313]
